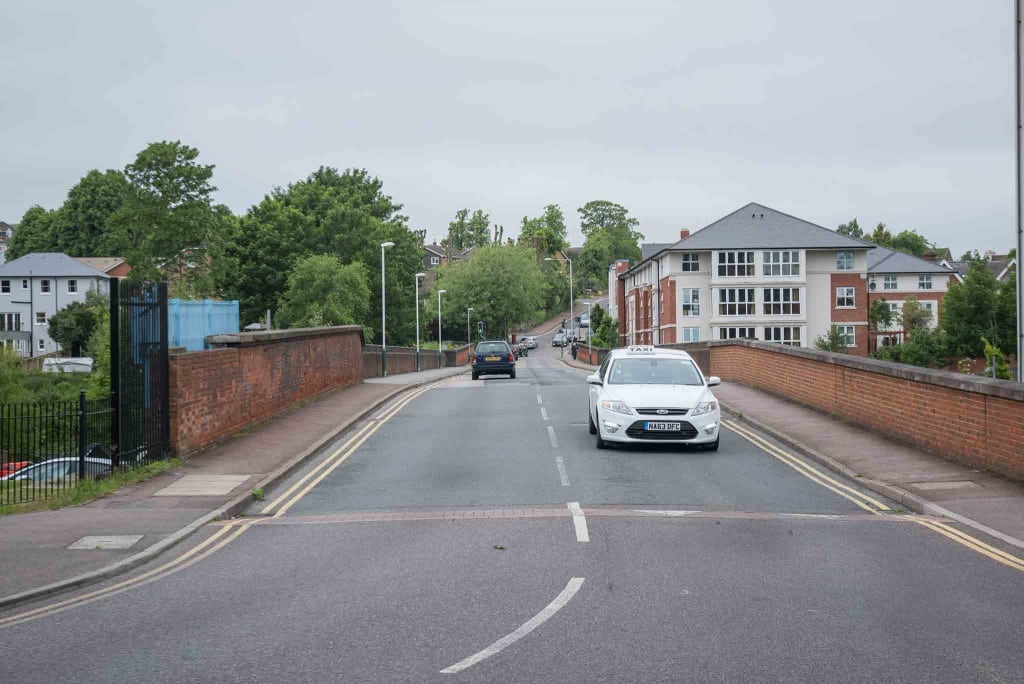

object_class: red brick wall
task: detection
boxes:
[708,342,1024,481]
[616,277,627,341]
[830,273,868,355]
[169,327,363,455]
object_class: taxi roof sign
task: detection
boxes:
[626,346,656,355]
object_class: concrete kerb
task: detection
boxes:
[0,367,469,612]
[720,403,1024,553]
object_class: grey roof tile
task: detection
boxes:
[867,246,955,274]
[0,252,110,278]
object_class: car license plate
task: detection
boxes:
[644,421,681,431]
[485,356,500,361]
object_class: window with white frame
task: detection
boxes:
[0,313,21,331]
[717,327,757,340]
[716,251,755,277]
[836,325,856,347]
[21,279,28,290]
[764,326,802,346]
[38,338,45,351]
[40,280,50,293]
[836,251,854,270]
[883,274,898,290]
[919,300,936,324]
[681,327,700,342]
[0,280,9,294]
[67,279,78,294]
[918,275,932,290]
[718,288,755,316]
[35,312,46,325]
[680,253,699,272]
[835,286,855,308]
[762,251,800,276]
[680,289,700,316]
[430,256,440,265]
[763,288,801,315]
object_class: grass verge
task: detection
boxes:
[0,458,182,516]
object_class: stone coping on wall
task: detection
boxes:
[705,340,1023,401]
[206,325,365,348]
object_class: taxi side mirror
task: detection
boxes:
[707,376,721,386]
[586,374,603,386]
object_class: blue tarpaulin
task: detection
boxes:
[168,299,240,351]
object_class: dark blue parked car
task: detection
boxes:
[472,340,516,380]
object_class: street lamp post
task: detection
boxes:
[415,272,426,371]
[1017,0,1024,381]
[438,289,447,367]
[467,307,474,347]
[380,241,395,376]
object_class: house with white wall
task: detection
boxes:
[0,253,110,357]
[614,203,876,354]
[866,246,956,350]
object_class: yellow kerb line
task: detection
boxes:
[911,519,1024,573]
[261,385,433,514]
[725,420,892,511]
[0,522,240,628]
[723,420,885,513]
[271,385,432,518]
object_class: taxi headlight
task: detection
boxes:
[691,400,718,416]
[600,400,633,415]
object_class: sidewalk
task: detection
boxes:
[558,354,1024,546]
[0,365,468,608]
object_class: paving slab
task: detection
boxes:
[714,381,1024,544]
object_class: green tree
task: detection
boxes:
[53,170,133,256]
[518,204,568,257]
[837,218,863,238]
[434,245,547,339]
[47,291,107,356]
[869,223,892,247]
[981,336,1011,380]
[220,167,421,343]
[85,304,111,400]
[994,267,1017,355]
[900,295,932,333]
[108,141,232,287]
[6,206,58,259]
[276,255,372,331]
[872,328,949,368]
[0,346,28,403]
[589,304,619,348]
[446,209,491,251]
[814,325,848,353]
[940,261,1001,357]
[890,230,931,257]
[577,201,643,290]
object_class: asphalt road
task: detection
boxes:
[2,329,1023,683]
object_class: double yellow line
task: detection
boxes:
[0,521,250,629]
[723,419,891,513]
[260,383,433,518]
[724,418,1024,574]
[0,383,437,628]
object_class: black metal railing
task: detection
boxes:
[0,391,120,505]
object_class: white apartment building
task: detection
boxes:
[0,253,110,357]
[614,203,876,354]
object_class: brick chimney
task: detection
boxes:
[922,251,937,262]
[680,229,690,240]
[614,259,630,275]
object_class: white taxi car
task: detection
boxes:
[586,346,721,450]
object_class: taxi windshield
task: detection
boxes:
[607,357,703,385]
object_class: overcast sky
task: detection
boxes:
[1,1,1016,256]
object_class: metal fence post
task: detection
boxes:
[159,283,170,457]
[109,278,120,468]
[78,390,87,480]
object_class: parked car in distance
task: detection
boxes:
[0,456,114,483]
[552,332,567,347]
[587,346,721,451]
[0,461,30,478]
[578,314,590,328]
[520,336,538,349]
[472,340,517,380]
